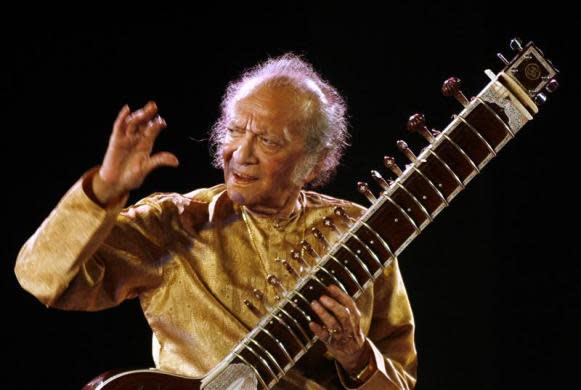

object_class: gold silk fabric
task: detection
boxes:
[15,170,417,389]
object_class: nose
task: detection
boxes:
[232,132,258,165]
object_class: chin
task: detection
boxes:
[225,184,249,206]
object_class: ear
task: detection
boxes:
[304,151,328,185]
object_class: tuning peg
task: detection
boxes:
[396,140,417,163]
[280,259,300,278]
[497,52,509,66]
[534,92,547,105]
[384,156,403,177]
[290,249,309,270]
[441,78,470,108]
[253,288,265,301]
[358,181,377,203]
[371,170,390,191]
[333,206,355,224]
[510,37,524,52]
[407,114,440,141]
[407,113,436,142]
[311,227,329,247]
[244,299,263,317]
[545,78,559,93]
[267,274,287,295]
[323,216,338,232]
[300,240,319,258]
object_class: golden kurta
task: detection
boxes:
[15,171,417,389]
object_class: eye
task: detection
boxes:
[260,136,280,147]
[226,127,244,137]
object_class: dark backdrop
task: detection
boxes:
[2,2,577,389]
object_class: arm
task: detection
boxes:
[15,102,180,310]
[14,169,172,310]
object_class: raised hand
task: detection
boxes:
[92,101,179,205]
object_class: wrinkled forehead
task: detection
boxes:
[231,78,323,124]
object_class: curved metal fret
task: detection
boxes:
[285,296,313,322]
[360,221,395,259]
[346,231,384,271]
[412,166,449,205]
[328,254,364,295]
[277,308,311,343]
[455,115,496,156]
[307,268,332,291]
[394,181,433,222]
[382,193,420,234]
[315,263,349,295]
[234,351,270,389]
[442,133,480,173]
[339,243,374,280]
[475,97,516,138]
[306,247,350,295]
[271,313,306,353]
[248,339,285,378]
[258,324,295,366]
[291,290,315,316]
[426,149,465,189]
[245,343,278,381]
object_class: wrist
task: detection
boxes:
[343,342,372,376]
[347,349,376,386]
[90,170,126,207]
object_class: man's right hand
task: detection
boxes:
[92,101,179,205]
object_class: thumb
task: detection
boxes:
[146,152,179,174]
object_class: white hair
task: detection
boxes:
[209,53,349,187]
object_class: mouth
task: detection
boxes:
[230,169,258,185]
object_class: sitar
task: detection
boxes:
[83,39,559,389]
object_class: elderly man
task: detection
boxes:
[15,54,416,389]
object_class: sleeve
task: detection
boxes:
[14,169,172,311]
[337,259,417,389]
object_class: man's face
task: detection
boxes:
[222,85,316,215]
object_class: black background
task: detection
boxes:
[2,2,577,389]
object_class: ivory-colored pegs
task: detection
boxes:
[510,37,523,52]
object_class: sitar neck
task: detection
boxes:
[203,39,558,389]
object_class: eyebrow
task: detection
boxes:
[228,122,289,144]
[228,124,270,138]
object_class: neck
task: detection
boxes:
[244,194,302,220]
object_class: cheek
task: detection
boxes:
[264,160,296,185]
[222,143,234,164]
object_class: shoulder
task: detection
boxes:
[120,184,226,221]
[302,190,367,220]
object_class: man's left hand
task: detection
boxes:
[309,284,372,374]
